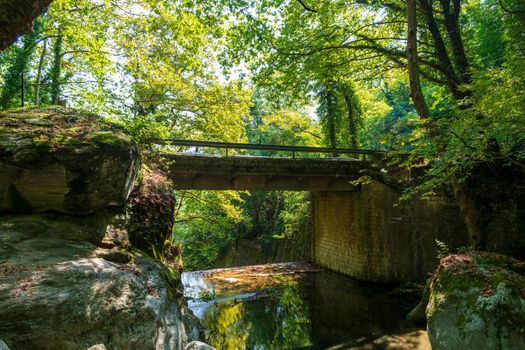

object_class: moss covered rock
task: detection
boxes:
[0,107,140,214]
[427,252,525,350]
[0,213,199,349]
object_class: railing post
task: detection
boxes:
[292,150,295,159]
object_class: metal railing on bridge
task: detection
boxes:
[150,138,385,160]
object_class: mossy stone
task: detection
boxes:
[0,107,140,214]
[90,131,132,149]
[427,253,525,350]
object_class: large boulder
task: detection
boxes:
[0,107,140,214]
[0,107,201,349]
[427,253,525,350]
[0,213,199,349]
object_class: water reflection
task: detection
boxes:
[202,279,311,349]
[182,263,428,350]
[204,301,251,349]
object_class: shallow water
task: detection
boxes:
[182,263,429,350]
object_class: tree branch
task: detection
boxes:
[296,0,318,13]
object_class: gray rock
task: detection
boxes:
[0,214,199,350]
[0,340,10,350]
[0,107,140,215]
[86,345,106,350]
[427,253,525,350]
[185,341,216,350]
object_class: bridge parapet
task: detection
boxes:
[150,139,385,160]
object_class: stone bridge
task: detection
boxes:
[157,140,383,191]
[154,140,468,284]
[164,155,373,191]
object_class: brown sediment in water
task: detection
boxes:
[195,262,322,295]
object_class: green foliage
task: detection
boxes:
[274,192,311,240]
[464,0,507,69]
[0,19,43,108]
[203,300,251,349]
[0,0,253,144]
[245,88,321,150]
[173,189,311,271]
[173,190,244,270]
[201,278,311,349]
[436,239,450,259]
[1,0,524,264]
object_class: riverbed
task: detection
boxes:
[182,262,430,350]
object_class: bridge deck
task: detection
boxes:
[162,153,370,191]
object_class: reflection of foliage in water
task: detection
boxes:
[203,277,311,350]
[203,301,251,350]
[270,278,312,349]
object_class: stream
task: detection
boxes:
[182,262,430,350]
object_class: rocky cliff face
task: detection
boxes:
[0,107,200,349]
[0,107,140,214]
[0,0,52,51]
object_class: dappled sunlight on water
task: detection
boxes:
[182,263,430,350]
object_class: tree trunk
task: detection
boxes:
[453,181,484,249]
[50,35,63,105]
[341,83,360,148]
[440,0,471,85]
[326,87,338,149]
[407,0,483,249]
[418,0,465,100]
[35,38,47,105]
[406,0,430,120]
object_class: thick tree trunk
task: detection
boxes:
[341,83,360,149]
[407,0,430,120]
[407,0,483,249]
[453,182,484,249]
[440,0,471,85]
[418,0,465,100]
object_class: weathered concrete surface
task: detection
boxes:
[164,154,366,191]
[312,181,469,283]
[0,0,52,50]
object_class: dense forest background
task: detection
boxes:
[1,0,523,269]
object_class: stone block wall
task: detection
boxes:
[312,181,469,283]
